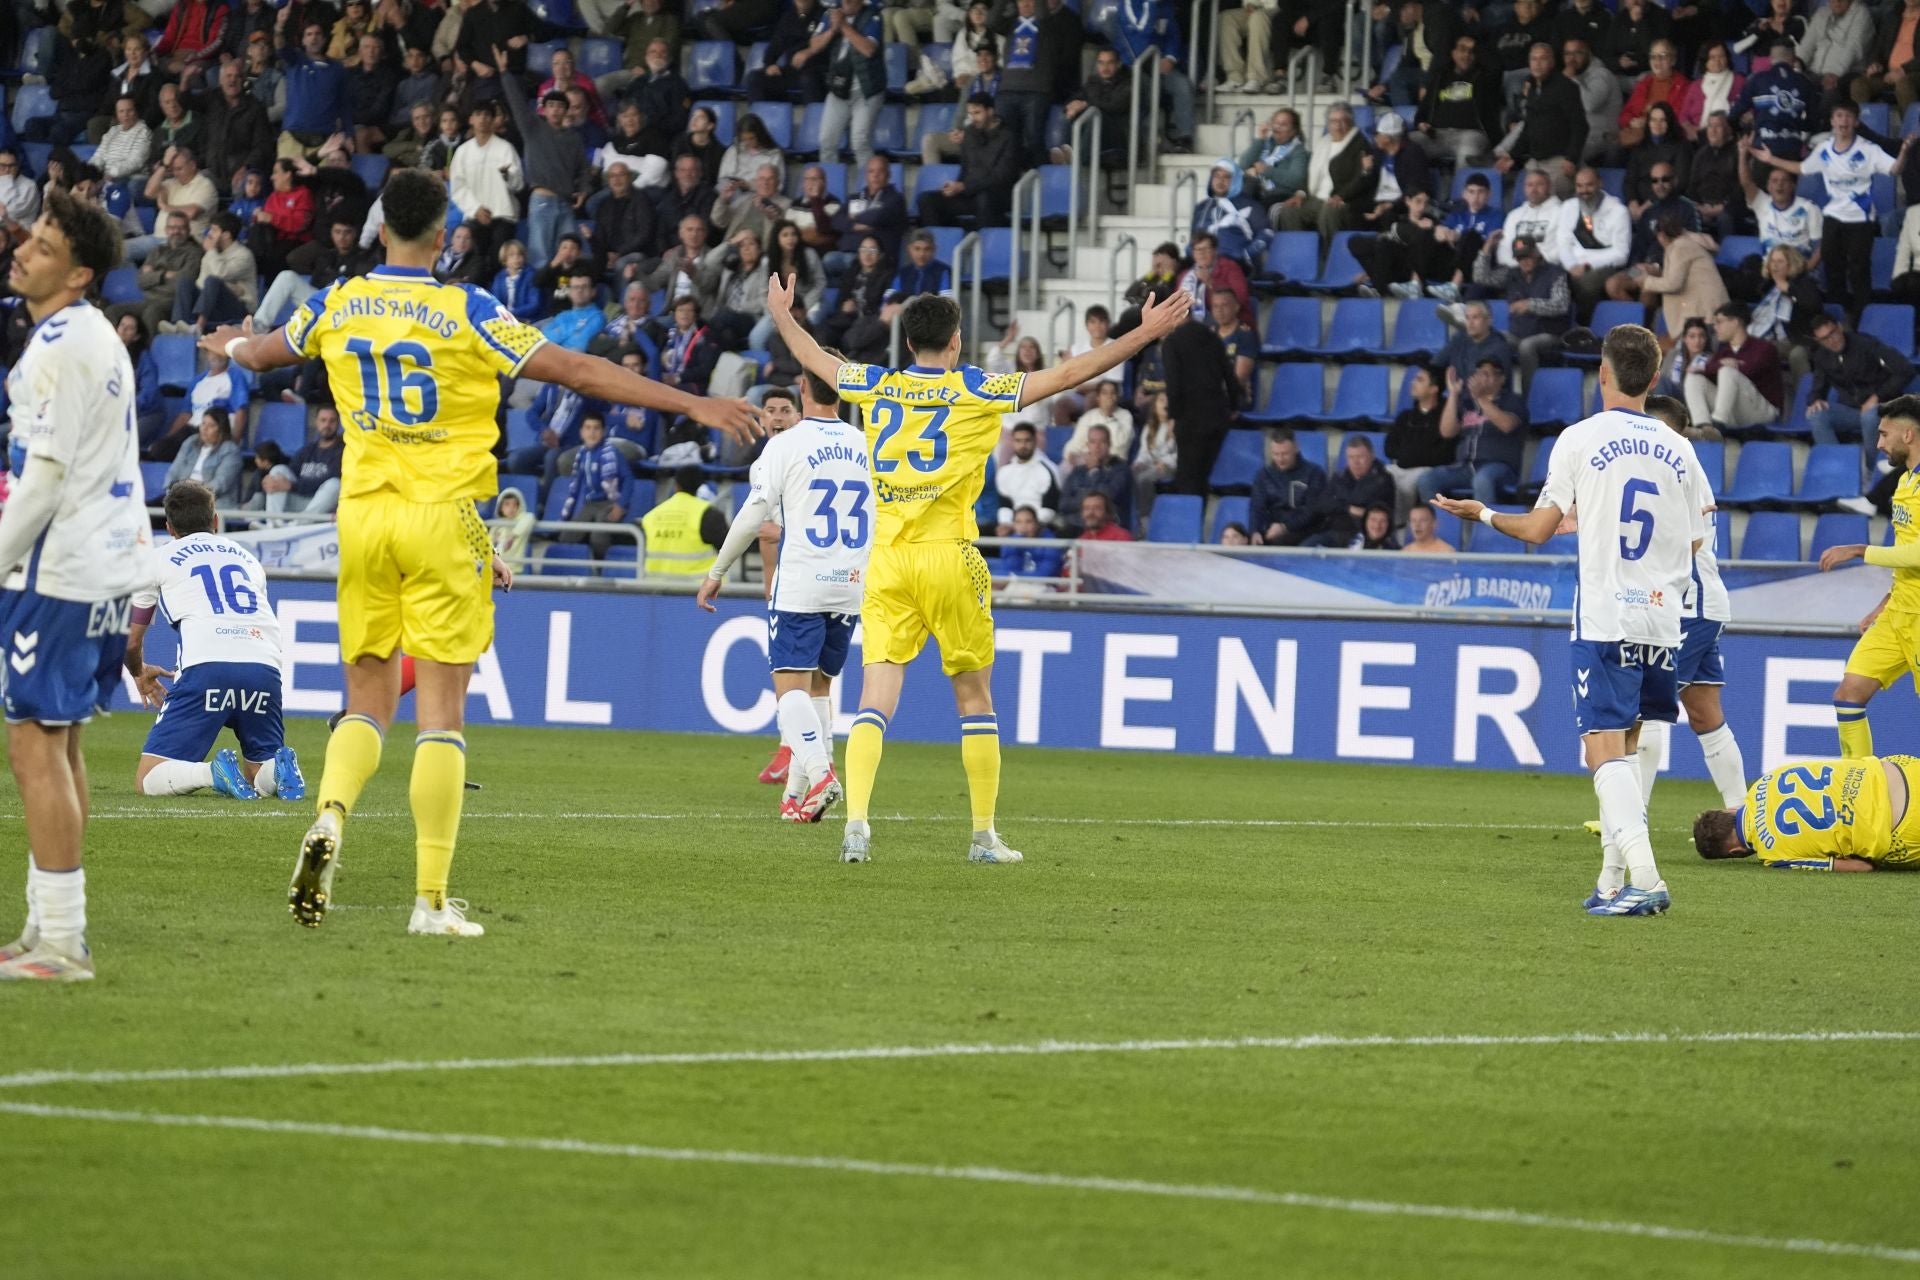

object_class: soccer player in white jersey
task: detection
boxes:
[698,360,870,822]
[124,480,306,803]
[748,389,803,790]
[1437,325,1705,916]
[0,193,154,981]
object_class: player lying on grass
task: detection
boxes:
[126,479,305,802]
[1693,755,1919,871]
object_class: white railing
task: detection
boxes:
[1107,233,1138,314]
[1047,296,1077,361]
[1008,166,1044,313]
[1064,105,1103,256]
[956,229,983,356]
[1187,0,1222,126]
[1286,48,1322,144]
[1126,45,1164,196]
[1169,167,1197,242]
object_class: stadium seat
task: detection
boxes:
[16,26,53,78]
[542,485,575,521]
[506,408,543,451]
[1207,429,1267,490]
[1720,441,1794,505]
[1714,235,1760,268]
[697,99,736,144]
[349,153,389,190]
[1526,368,1585,430]
[101,265,142,306]
[1693,439,1725,491]
[1739,511,1801,561]
[1859,304,1915,358]
[602,543,640,578]
[525,40,560,79]
[1043,424,1072,462]
[1522,436,1555,495]
[580,38,623,79]
[688,41,738,92]
[968,227,1019,285]
[1260,297,1321,357]
[151,334,198,390]
[1146,493,1202,542]
[253,403,308,455]
[1308,365,1390,423]
[884,43,911,95]
[1038,165,1072,226]
[1244,362,1322,423]
[1305,297,1384,359]
[1379,298,1445,360]
[1795,443,1864,504]
[1860,102,1892,136]
[1538,532,1578,556]
[1466,505,1531,553]
[1253,231,1319,289]
[494,472,541,509]
[139,460,170,503]
[536,542,594,575]
[1596,167,1625,200]
[923,225,966,262]
[1873,238,1899,294]
[1430,504,1464,549]
[794,101,827,154]
[1209,495,1249,541]
[20,142,51,179]
[9,84,53,134]
[1292,429,1331,472]
[915,102,956,148]
[1810,512,1870,561]
[871,104,909,157]
[1714,508,1732,562]
[913,165,959,217]
[1775,375,1814,436]
[747,101,793,149]
[1302,232,1364,291]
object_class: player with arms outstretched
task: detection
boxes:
[1816,401,1920,756]
[1693,755,1920,871]
[0,192,152,981]
[1437,325,1705,916]
[207,169,760,934]
[766,273,1192,865]
[698,363,866,822]
[126,479,305,802]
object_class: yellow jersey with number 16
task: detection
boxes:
[834,361,1026,546]
[283,265,547,503]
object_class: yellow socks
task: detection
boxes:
[317,714,383,818]
[846,708,887,823]
[959,714,1000,833]
[1835,701,1873,758]
[411,731,467,909]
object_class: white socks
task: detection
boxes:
[252,757,279,797]
[1635,720,1666,808]
[28,864,85,952]
[777,689,831,789]
[142,760,214,796]
[1698,722,1748,808]
[1595,758,1661,891]
[22,869,37,938]
[813,696,835,761]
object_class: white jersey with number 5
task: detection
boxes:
[131,533,282,670]
[753,415,871,614]
[1538,407,1705,647]
[1684,456,1730,623]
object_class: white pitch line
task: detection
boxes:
[1,1100,1914,1265]
[1,1029,1913,1092]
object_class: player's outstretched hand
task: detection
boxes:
[1431,495,1484,522]
[1818,543,1867,573]
[695,577,722,612]
[200,316,254,361]
[693,396,764,445]
[491,554,514,591]
[134,665,173,710]
[1136,288,1195,341]
[766,270,796,318]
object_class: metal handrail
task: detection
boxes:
[1126,44,1164,196]
[956,229,982,357]
[889,305,904,367]
[1169,167,1197,241]
[1285,48,1321,145]
[1065,104,1104,256]
[1228,107,1257,161]
[1187,0,1221,128]
[1358,0,1377,100]
[1047,296,1076,361]
[1107,233,1138,314]
[1008,166,1045,313]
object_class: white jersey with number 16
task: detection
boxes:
[1538,407,1706,647]
[131,533,282,670]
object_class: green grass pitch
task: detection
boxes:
[3,715,1919,1278]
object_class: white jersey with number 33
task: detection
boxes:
[131,533,282,670]
[1538,408,1705,647]
[754,415,872,614]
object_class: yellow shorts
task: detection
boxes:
[1885,755,1920,867]
[1846,608,1920,690]
[861,540,995,676]
[337,491,495,666]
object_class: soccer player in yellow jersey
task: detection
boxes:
[766,273,1192,864]
[1692,755,1920,871]
[1817,399,1920,758]
[205,170,760,933]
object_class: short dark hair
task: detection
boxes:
[1081,491,1113,517]
[1880,392,1920,427]
[1602,323,1662,397]
[1086,304,1110,323]
[383,168,448,243]
[1191,231,1218,250]
[211,211,242,239]
[966,91,994,108]
[581,411,605,428]
[1655,212,1689,241]
[1692,808,1744,859]
[1831,99,1859,119]
[675,464,704,495]
[1345,433,1374,453]
[255,440,287,466]
[1464,173,1491,190]
[803,346,843,409]
[1714,301,1751,327]
[1269,426,1295,444]
[41,188,121,290]
[542,91,569,108]
[902,294,961,355]
[164,479,218,535]
[762,387,797,410]
[1418,363,1445,386]
[1644,393,1690,435]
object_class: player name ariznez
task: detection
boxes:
[1586,435,1692,480]
[329,295,460,338]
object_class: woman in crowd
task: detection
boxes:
[1751,244,1824,379]
[717,113,784,199]
[1626,102,1692,208]
[1132,392,1177,528]
[1636,211,1727,340]
[816,235,892,362]
[1654,316,1713,398]
[1675,43,1741,138]
[765,219,825,319]
[672,106,726,191]
[1063,380,1136,472]
[1238,108,1309,208]
[706,228,770,351]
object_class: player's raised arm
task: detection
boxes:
[520,343,763,445]
[1431,495,1566,545]
[1016,289,1194,409]
[767,271,847,387]
[200,319,307,373]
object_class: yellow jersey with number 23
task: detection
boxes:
[834,361,1026,546]
[283,264,547,504]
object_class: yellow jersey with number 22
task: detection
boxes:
[834,361,1026,545]
[283,264,548,504]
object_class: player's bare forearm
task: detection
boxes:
[768,300,843,386]
[1833,857,1875,872]
[1019,289,1193,407]
[124,624,148,677]
[1431,496,1562,545]
[200,324,305,372]
[522,344,761,443]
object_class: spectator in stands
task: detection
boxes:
[1633,211,1726,336]
[740,0,828,102]
[1892,202,1920,310]
[163,408,243,505]
[1684,301,1784,433]
[1469,233,1569,393]
[1437,299,1515,382]
[1751,245,1823,365]
[1800,0,1875,112]
[1218,522,1251,545]
[239,440,286,507]
[991,0,1081,167]
[705,228,770,350]
[538,234,600,304]
[717,115,785,204]
[1618,40,1688,150]
[1352,188,1450,298]
[1238,108,1309,208]
[1163,317,1240,495]
[596,280,659,354]
[1274,104,1371,243]
[998,505,1067,578]
[1249,429,1327,546]
[490,487,537,573]
[817,235,894,361]
[882,230,954,317]
[1401,502,1451,551]
[167,212,256,334]
[1808,313,1915,464]
[1550,166,1631,317]
[1219,0,1278,94]
[1494,43,1584,200]
[917,95,1020,227]
[1176,231,1253,327]
[96,34,160,136]
[1306,435,1396,547]
[457,0,536,84]
[200,59,274,195]
[507,382,601,495]
[256,217,373,327]
[1739,140,1822,276]
[1418,360,1526,503]
[949,6,1001,102]
[767,219,827,320]
[0,151,40,246]
[1192,160,1266,267]
[1493,0,1550,99]
[1675,43,1740,139]
[593,100,663,185]
[1058,426,1131,534]
[118,312,166,448]
[648,214,715,309]
[1685,111,1740,239]
[622,38,691,155]
[433,222,491,286]
[1755,103,1907,326]
[390,46,444,131]
[1416,33,1501,169]
[995,424,1062,529]
[279,19,350,162]
[1132,393,1177,523]
[1111,0,1195,150]
[421,106,464,175]
[134,145,216,259]
[154,0,227,86]
[1366,112,1432,214]
[239,156,312,280]
[1733,38,1817,171]
[1600,0,1668,82]
[1384,364,1455,520]
[542,276,611,353]
[1057,47,1134,169]
[1063,381,1135,471]
[788,164,844,258]
[500,70,593,268]
[659,295,720,397]
[542,49,608,132]
[343,34,397,156]
[714,164,793,250]
[260,404,345,516]
[1350,505,1398,550]
[1851,0,1920,111]
[24,32,111,148]
[111,210,201,333]
[243,34,286,128]
[1497,169,1562,272]
[1655,316,1712,398]
[326,0,373,60]
[838,155,907,267]
[556,413,635,563]
[1562,38,1620,163]
[595,162,658,283]
[651,154,716,253]
[815,0,884,170]
[94,95,153,185]
[1075,491,1133,543]
[485,238,539,324]
[1623,104,1692,212]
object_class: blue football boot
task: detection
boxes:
[273,745,307,802]
[211,749,260,800]
[1586,882,1671,917]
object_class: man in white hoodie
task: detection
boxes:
[447,101,524,256]
[1550,165,1631,318]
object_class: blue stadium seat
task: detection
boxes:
[1860,102,1892,136]
[747,101,793,148]
[1721,441,1795,505]
[1302,232,1364,291]
[1429,504,1464,549]
[1795,443,1864,504]
[1714,508,1732,562]
[1043,424,1072,462]
[1775,375,1814,436]
[1739,511,1801,561]
[1466,505,1530,553]
[1291,428,1331,472]
[151,334,198,390]
[101,265,142,306]
[1873,173,1897,231]
[1538,532,1579,556]
[17,26,53,78]
[542,485,574,520]
[923,225,966,262]
[1146,493,1202,542]
[350,153,389,190]
[688,41,738,92]
[1244,363,1321,423]
[1379,298,1445,359]
[537,542,594,574]
[139,460,170,503]
[1797,172,1827,205]
[20,143,50,179]
[1253,231,1319,289]
[1305,297,1384,359]
[968,227,1018,284]
[10,84,54,134]
[1524,436,1555,490]
[580,38,624,79]
[922,42,952,76]
[1044,104,1070,150]
[916,102,956,146]
[884,43,911,95]
[1874,238,1899,293]
[870,105,909,157]
[506,408,542,451]
[1714,235,1760,268]
[696,99,736,144]
[253,402,309,455]
[1207,429,1267,490]
[1810,512,1870,560]
[1694,439,1725,491]
[1260,297,1320,357]
[1308,365,1390,423]
[525,41,560,79]
[913,165,959,217]
[602,543,640,578]
[1859,304,1914,358]
[794,101,827,154]
[1596,167,1625,200]
[1209,495,1249,541]
[1038,165,1071,223]
[1526,368,1585,430]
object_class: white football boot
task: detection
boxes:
[967,831,1025,864]
[408,896,485,937]
[289,807,343,927]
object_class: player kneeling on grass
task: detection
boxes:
[1693,755,1920,871]
[126,479,305,802]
